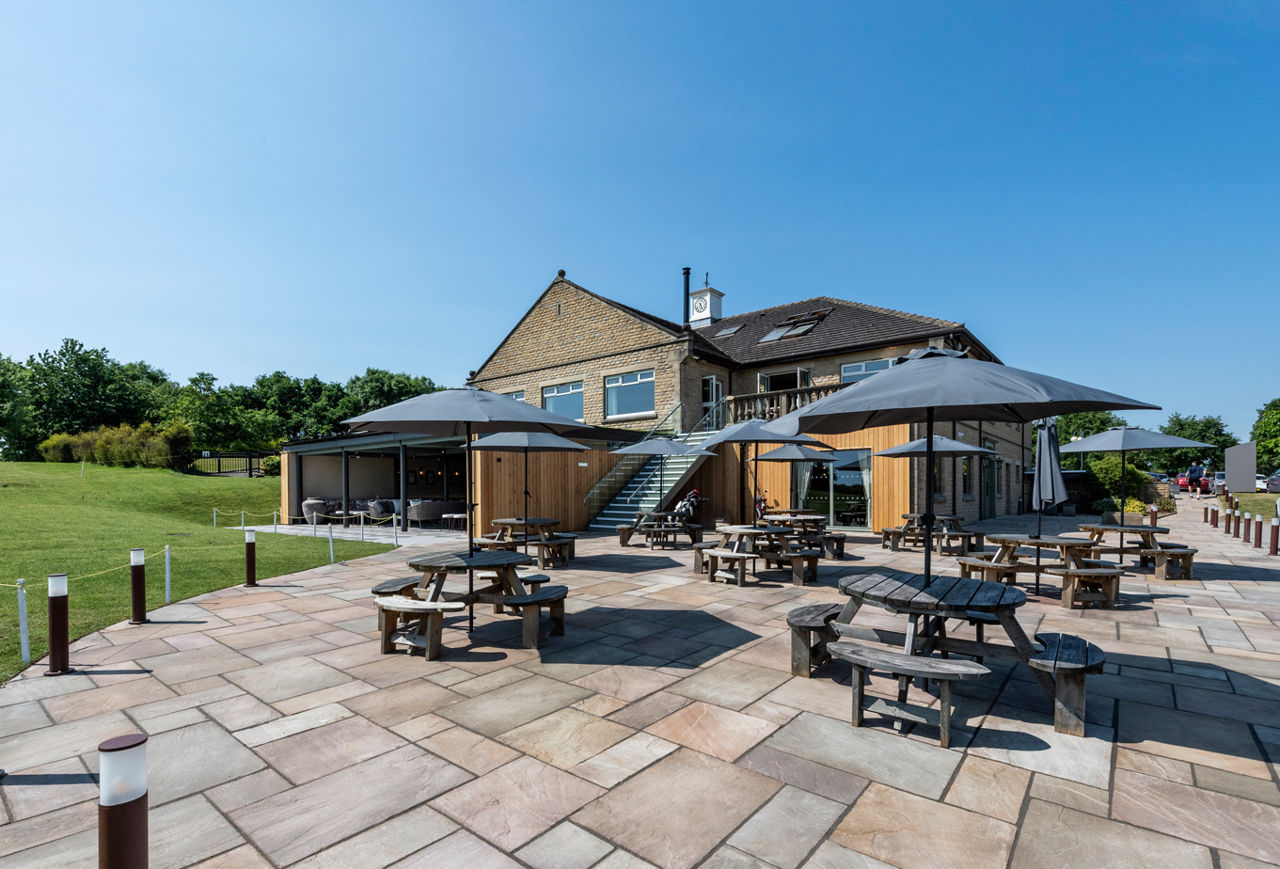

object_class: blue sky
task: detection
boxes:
[2,2,1277,439]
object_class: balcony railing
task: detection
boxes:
[725,383,842,424]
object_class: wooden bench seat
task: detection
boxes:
[704,548,753,586]
[503,585,568,648]
[375,596,466,659]
[691,541,719,575]
[1044,566,1122,609]
[1027,632,1105,736]
[474,536,519,551]
[532,536,574,569]
[370,575,422,597]
[787,603,843,676]
[822,532,847,559]
[616,524,637,546]
[762,548,822,586]
[956,556,1018,585]
[828,641,990,748]
[936,530,983,555]
[1138,547,1196,581]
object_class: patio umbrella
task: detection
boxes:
[872,435,1000,459]
[469,431,588,552]
[344,386,585,628]
[748,443,836,511]
[1028,417,1069,594]
[763,348,1158,583]
[611,438,714,509]
[700,419,831,524]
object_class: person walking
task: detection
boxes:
[1187,460,1204,500]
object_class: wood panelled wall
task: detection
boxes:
[682,424,913,532]
[473,445,620,532]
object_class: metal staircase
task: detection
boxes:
[587,430,714,531]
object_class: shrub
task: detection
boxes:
[1092,496,1148,514]
[34,421,194,470]
[261,454,281,476]
[38,432,75,462]
[1086,455,1150,502]
[1154,494,1176,514]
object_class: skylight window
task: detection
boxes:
[759,327,790,343]
[715,324,742,337]
[757,307,832,344]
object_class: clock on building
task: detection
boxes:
[692,296,708,313]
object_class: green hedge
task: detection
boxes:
[38,421,193,470]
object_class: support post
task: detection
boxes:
[1203,505,1208,523]
[341,448,351,528]
[45,573,70,676]
[98,733,148,869]
[128,549,148,625]
[244,530,256,587]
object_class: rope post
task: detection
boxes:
[273,511,278,534]
[360,511,365,543]
[313,516,318,537]
[1271,518,1279,556]
[17,579,30,664]
[241,509,245,529]
[328,524,335,563]
[1243,513,1252,544]
[1254,515,1263,548]
[213,508,217,528]
[164,545,171,604]
[393,515,399,546]
[128,549,148,625]
[98,733,148,868]
[244,530,256,587]
[45,573,71,676]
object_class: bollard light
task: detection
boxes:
[45,573,70,676]
[1233,510,1242,538]
[1243,513,1252,544]
[98,733,148,868]
[244,530,257,588]
[128,548,148,626]
[1255,515,1264,549]
[1271,518,1279,557]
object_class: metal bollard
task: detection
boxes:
[244,530,256,587]
[45,573,70,676]
[1210,506,1218,528]
[1203,505,1209,523]
[1255,516,1264,548]
[98,733,148,868]
[1224,508,1232,534]
[129,548,148,625]
[17,579,30,664]
[1271,518,1279,556]
[1243,513,1252,544]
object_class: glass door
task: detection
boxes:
[797,448,871,528]
[701,376,723,430]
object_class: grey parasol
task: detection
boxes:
[701,420,831,523]
[872,435,1000,459]
[344,387,584,628]
[764,348,1158,584]
[470,431,588,551]
[1029,417,1069,593]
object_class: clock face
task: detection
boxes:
[693,296,708,313]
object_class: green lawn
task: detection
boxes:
[1221,492,1279,519]
[0,463,392,681]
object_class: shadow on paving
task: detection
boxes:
[566,552,685,574]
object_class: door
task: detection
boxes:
[982,455,997,518]
[701,376,723,430]
[802,449,870,529]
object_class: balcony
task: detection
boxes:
[724,383,842,425]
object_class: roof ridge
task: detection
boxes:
[698,294,960,329]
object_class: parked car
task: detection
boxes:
[1258,474,1269,492]
[1267,472,1280,494]
[1212,471,1226,493]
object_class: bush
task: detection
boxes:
[38,432,75,462]
[261,454,281,476]
[1091,496,1148,514]
[34,421,194,470]
[1154,494,1176,514]
[1086,455,1150,502]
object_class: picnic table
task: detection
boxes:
[488,517,573,567]
[765,513,829,548]
[981,533,1118,606]
[1077,522,1169,559]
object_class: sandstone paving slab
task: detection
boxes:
[1219,852,1280,869]
[1116,699,1272,779]
[0,801,96,858]
[418,725,522,775]
[391,712,454,742]
[736,743,869,803]
[272,678,377,715]
[388,829,523,869]
[967,705,1114,789]
[1114,746,1195,783]
[0,673,95,707]
[135,644,258,685]
[255,714,406,784]
[0,710,134,773]
[437,673,592,737]
[571,748,781,869]
[431,755,604,851]
[200,692,280,730]
[593,850,661,869]
[801,841,896,868]
[700,846,776,867]
[831,782,1016,869]
[341,678,464,727]
[205,768,292,813]
[500,707,634,769]
[0,756,97,820]
[346,654,452,688]
[573,692,629,717]
[130,682,242,721]
[1028,773,1110,816]
[1112,768,1280,864]
[763,711,960,799]
[606,690,694,729]
[570,665,681,702]
[450,666,535,698]
[224,655,351,703]
[290,803,458,868]
[1010,798,1211,868]
[759,674,852,722]
[142,721,266,804]
[233,702,354,747]
[242,635,338,664]
[942,755,1030,823]
[0,700,51,739]
[188,843,274,868]
[665,658,790,710]
[1194,764,1280,806]
[571,731,679,788]
[232,744,471,865]
[726,785,845,869]
[646,700,778,762]
[515,821,614,869]
[1175,683,1280,726]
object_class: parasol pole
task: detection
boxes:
[466,421,475,632]
[1118,448,1127,559]
[523,447,530,555]
[923,408,935,585]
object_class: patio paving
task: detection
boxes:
[3,500,1280,867]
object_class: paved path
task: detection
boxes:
[2,502,1279,867]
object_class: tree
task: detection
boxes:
[1054,411,1127,470]
[0,354,32,460]
[1159,413,1238,475]
[336,369,439,421]
[1251,398,1280,474]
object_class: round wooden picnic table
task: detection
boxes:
[407,549,534,605]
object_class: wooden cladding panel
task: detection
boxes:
[473,445,620,532]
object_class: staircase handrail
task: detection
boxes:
[582,401,685,508]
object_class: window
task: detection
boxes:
[962,457,972,496]
[604,369,655,418]
[757,308,832,343]
[841,358,894,384]
[714,324,742,337]
[542,381,583,420]
[759,369,810,392]
[505,391,525,403]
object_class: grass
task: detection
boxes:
[1220,492,1279,519]
[0,462,392,681]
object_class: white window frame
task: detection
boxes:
[840,357,895,384]
[505,390,525,403]
[604,369,656,420]
[542,381,584,422]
